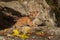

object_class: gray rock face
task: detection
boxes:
[0,0,58,36]
[1,0,60,40]
[0,0,56,28]
[0,1,27,15]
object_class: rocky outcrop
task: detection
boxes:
[0,0,57,35]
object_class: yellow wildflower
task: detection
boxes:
[19,34,29,40]
[12,29,19,36]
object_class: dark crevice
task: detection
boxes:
[0,6,26,30]
[0,11,16,30]
[1,7,24,17]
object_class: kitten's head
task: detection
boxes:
[28,11,39,19]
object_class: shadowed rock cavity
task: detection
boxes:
[0,6,25,30]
